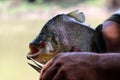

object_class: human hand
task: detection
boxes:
[40,52,100,80]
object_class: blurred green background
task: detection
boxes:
[0,0,120,80]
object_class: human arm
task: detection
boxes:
[40,52,120,80]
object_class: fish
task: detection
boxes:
[26,10,105,64]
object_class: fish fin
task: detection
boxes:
[67,10,85,23]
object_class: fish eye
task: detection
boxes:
[39,41,46,48]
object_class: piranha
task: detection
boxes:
[27,10,105,64]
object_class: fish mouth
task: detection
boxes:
[27,43,57,64]
[27,44,42,61]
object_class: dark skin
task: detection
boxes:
[102,21,120,52]
[40,21,120,80]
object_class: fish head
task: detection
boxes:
[27,30,62,64]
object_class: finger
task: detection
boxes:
[40,53,63,80]
[40,64,58,80]
[70,45,83,52]
[52,67,65,80]
[52,66,78,80]
[40,58,54,76]
[41,53,63,74]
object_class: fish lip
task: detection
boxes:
[27,52,40,58]
[27,50,53,64]
[27,48,55,60]
[27,49,43,59]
